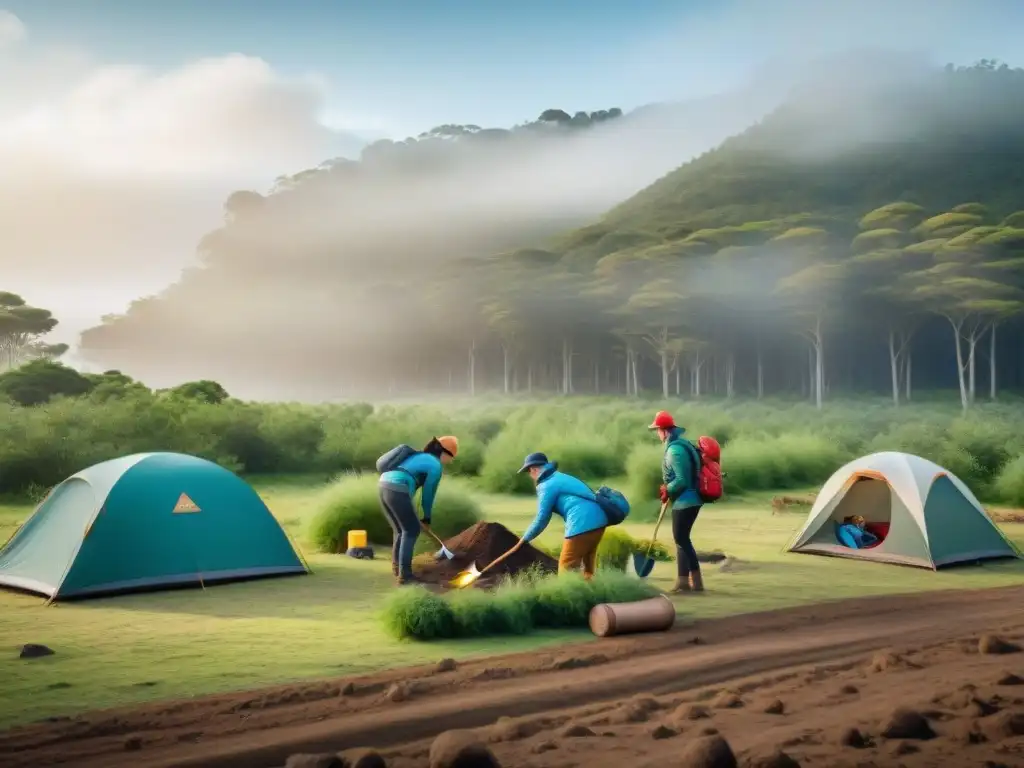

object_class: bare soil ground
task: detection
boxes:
[3,586,1024,768]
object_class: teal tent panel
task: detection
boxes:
[924,475,1019,567]
[0,479,98,597]
[58,454,305,597]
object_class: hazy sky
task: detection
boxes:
[1,0,1022,357]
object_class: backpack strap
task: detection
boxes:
[680,440,702,490]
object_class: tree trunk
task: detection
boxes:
[624,349,632,396]
[725,351,736,399]
[990,323,998,400]
[888,328,900,407]
[593,358,600,394]
[905,350,912,401]
[811,315,824,410]
[502,345,511,395]
[968,333,977,405]
[948,317,969,413]
[675,361,681,396]
[630,353,640,395]
[468,340,477,396]
[660,347,669,399]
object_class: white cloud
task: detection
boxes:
[0,10,373,344]
[0,9,25,47]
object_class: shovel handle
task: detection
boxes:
[643,502,670,560]
[480,544,521,576]
[421,524,445,546]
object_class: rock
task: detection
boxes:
[339,748,387,768]
[285,755,344,768]
[700,726,720,736]
[123,736,142,752]
[436,658,457,673]
[979,635,1022,655]
[675,703,711,720]
[981,711,1024,740]
[487,717,535,742]
[744,750,800,768]
[712,691,743,709]
[763,699,785,715]
[340,682,356,695]
[839,684,859,695]
[869,651,915,672]
[559,723,596,737]
[611,701,652,723]
[19,644,55,659]
[968,697,1001,717]
[880,708,935,740]
[532,740,556,754]
[651,724,678,739]
[385,683,409,703]
[675,734,737,768]
[996,672,1024,686]
[838,727,867,748]
[429,730,501,768]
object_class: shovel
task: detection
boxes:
[450,545,520,589]
[421,524,456,561]
[632,502,669,579]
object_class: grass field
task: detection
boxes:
[2,476,1023,729]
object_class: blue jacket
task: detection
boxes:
[379,452,443,522]
[663,427,702,510]
[837,523,877,549]
[522,463,608,542]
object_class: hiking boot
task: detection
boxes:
[391,562,399,578]
[668,552,690,594]
[688,568,705,593]
[396,573,423,587]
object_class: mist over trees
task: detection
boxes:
[77,60,1024,408]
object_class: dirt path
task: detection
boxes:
[4,586,1024,767]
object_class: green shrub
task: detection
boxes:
[626,442,663,503]
[380,587,456,640]
[308,473,481,553]
[379,570,661,640]
[994,455,1024,506]
[723,433,848,493]
[596,528,637,570]
[632,538,674,562]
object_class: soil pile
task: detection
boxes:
[415,522,557,588]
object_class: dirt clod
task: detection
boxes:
[712,691,744,709]
[559,723,596,738]
[385,683,409,703]
[870,651,916,672]
[435,658,457,673]
[675,734,737,768]
[839,684,859,695]
[979,635,1022,655]
[532,740,556,754]
[339,748,387,768]
[763,699,785,715]
[744,750,800,768]
[340,682,356,696]
[651,724,678,739]
[838,727,868,748]
[123,735,142,751]
[285,755,344,768]
[429,730,500,768]
[891,741,919,755]
[996,672,1024,686]
[19,644,55,659]
[879,708,935,740]
[981,711,1024,740]
[550,653,608,670]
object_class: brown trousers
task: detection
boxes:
[558,527,606,579]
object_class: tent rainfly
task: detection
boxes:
[0,452,308,600]
[786,451,1020,569]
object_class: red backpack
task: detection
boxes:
[686,436,723,503]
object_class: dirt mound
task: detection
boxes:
[414,522,557,588]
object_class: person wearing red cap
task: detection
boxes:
[649,411,704,593]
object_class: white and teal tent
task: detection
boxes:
[786,452,1020,569]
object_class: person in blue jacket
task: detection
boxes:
[650,410,705,593]
[378,435,459,585]
[837,515,878,549]
[506,452,608,579]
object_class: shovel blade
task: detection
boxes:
[449,562,481,589]
[632,553,656,579]
[435,545,456,561]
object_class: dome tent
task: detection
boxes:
[0,453,308,600]
[786,452,1020,569]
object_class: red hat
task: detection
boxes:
[648,410,676,430]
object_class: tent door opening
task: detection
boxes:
[832,476,892,548]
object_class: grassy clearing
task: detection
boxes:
[0,477,1022,729]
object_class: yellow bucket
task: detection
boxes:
[347,529,368,549]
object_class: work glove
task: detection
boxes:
[658,485,669,504]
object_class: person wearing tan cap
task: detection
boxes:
[376,435,459,585]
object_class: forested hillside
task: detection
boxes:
[78,61,1024,407]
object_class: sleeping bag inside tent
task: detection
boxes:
[786,451,1019,569]
[0,452,308,600]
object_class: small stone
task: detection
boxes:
[123,736,142,752]
[746,750,800,768]
[880,708,935,740]
[559,723,595,738]
[340,682,356,695]
[675,734,736,767]
[285,755,344,768]
[996,672,1024,686]
[839,684,859,695]
[712,691,743,709]
[979,635,1021,655]
[385,683,408,703]
[436,658,457,673]
[700,726,720,736]
[340,748,387,768]
[532,740,556,754]
[19,644,55,659]
[838,727,867,748]
[651,724,677,740]
[763,699,785,715]
[429,730,501,768]
[675,703,711,720]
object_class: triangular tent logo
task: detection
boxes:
[172,493,201,514]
